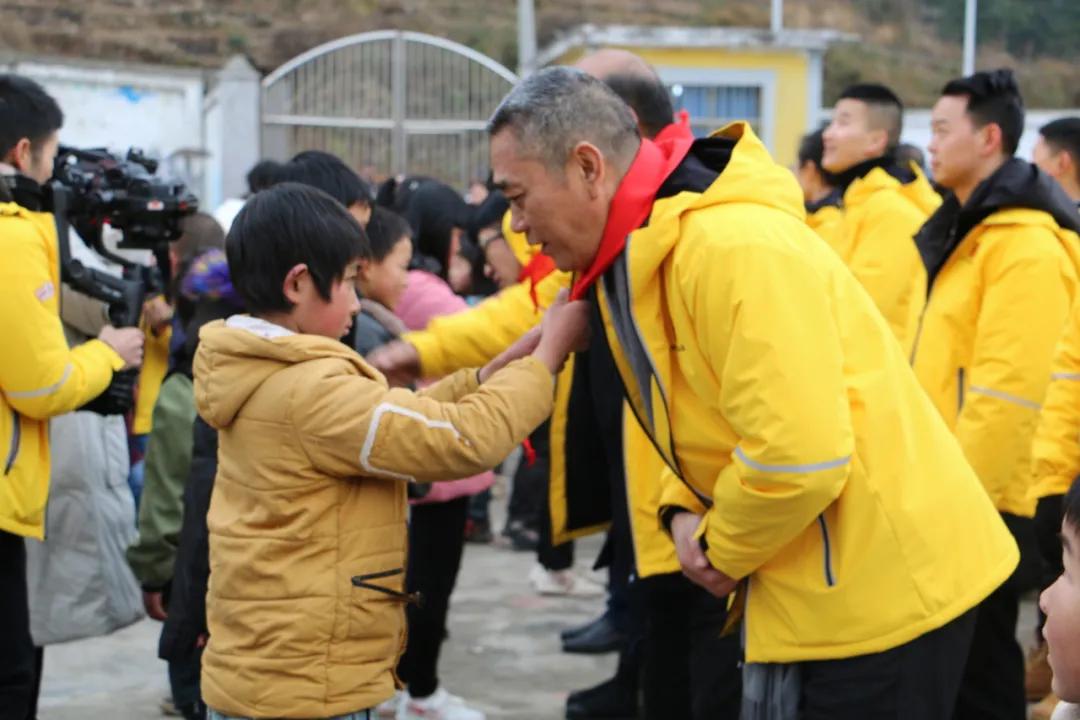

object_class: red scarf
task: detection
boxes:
[569,116,694,300]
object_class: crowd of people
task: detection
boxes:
[2,39,1080,720]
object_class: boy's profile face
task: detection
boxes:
[285,260,361,339]
[1041,518,1080,701]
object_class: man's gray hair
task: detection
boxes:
[488,66,640,170]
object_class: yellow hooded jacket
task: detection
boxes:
[0,202,124,539]
[404,231,680,576]
[813,164,940,354]
[595,123,1016,663]
[1032,297,1080,500]
[193,316,553,717]
[912,159,1080,517]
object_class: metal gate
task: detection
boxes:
[261,30,518,190]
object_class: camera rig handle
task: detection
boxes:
[50,182,145,416]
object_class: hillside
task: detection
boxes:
[0,0,1076,107]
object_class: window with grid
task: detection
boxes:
[669,84,762,138]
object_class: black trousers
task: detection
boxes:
[954,512,1037,720]
[800,609,976,720]
[397,496,470,699]
[640,572,742,720]
[0,530,35,720]
[1034,493,1066,635]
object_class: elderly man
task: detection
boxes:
[488,66,1018,718]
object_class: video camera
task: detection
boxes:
[44,146,198,415]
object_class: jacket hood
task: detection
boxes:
[194,317,375,429]
[654,122,806,225]
[843,163,941,216]
[917,158,1080,284]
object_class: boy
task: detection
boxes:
[193,182,586,719]
[1040,477,1080,719]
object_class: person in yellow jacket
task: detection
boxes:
[372,50,743,720]
[1029,298,1080,715]
[912,68,1080,720]
[194,183,585,719]
[0,73,144,717]
[818,83,940,354]
[487,65,1018,717]
[794,126,841,236]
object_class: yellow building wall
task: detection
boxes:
[551,46,809,167]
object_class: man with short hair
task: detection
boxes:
[914,68,1080,720]
[820,83,940,353]
[488,64,1018,719]
[1034,117,1080,205]
[373,50,742,720]
[0,73,144,717]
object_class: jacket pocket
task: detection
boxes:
[957,368,966,413]
[817,514,836,587]
[347,567,417,641]
[4,409,21,476]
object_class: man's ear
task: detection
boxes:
[571,141,605,200]
[281,263,310,305]
[980,123,1006,159]
[5,137,32,173]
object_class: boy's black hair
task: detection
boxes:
[364,206,413,262]
[838,83,904,150]
[0,73,64,159]
[798,127,826,168]
[1040,117,1080,186]
[1066,476,1080,533]
[246,159,281,194]
[277,150,372,209]
[942,68,1025,157]
[226,182,369,314]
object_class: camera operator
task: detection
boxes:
[0,73,144,718]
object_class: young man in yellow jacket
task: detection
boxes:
[0,74,144,718]
[819,83,941,354]
[911,69,1080,720]
[488,65,1018,718]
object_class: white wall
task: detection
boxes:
[900,109,1080,169]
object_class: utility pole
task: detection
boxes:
[771,0,783,34]
[962,0,977,75]
[517,0,537,77]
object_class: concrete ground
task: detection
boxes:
[37,472,615,720]
[34,473,1044,719]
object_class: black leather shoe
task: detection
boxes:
[561,613,624,654]
[560,612,610,643]
[566,677,638,719]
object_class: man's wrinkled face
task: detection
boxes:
[490,129,607,273]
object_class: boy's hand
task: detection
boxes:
[533,290,590,373]
[368,341,421,387]
[478,325,541,383]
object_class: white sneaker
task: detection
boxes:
[528,563,605,597]
[377,690,404,718]
[396,687,486,720]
